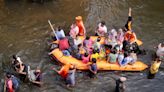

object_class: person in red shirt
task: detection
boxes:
[75,16,86,36]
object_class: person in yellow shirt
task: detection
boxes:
[148,58,162,79]
[90,50,99,61]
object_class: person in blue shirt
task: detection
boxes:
[88,58,97,78]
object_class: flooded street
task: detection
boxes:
[0,0,164,92]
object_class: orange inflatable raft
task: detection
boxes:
[50,36,147,71]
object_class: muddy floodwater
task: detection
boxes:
[0,0,164,92]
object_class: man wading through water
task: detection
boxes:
[115,77,127,92]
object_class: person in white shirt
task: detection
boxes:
[156,43,164,60]
[69,23,79,39]
[95,21,107,36]
[55,26,65,40]
[74,36,82,46]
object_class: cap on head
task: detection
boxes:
[75,16,82,21]
[120,77,127,82]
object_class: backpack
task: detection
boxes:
[11,76,19,90]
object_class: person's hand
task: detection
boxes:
[129,7,132,12]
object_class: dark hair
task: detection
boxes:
[93,50,97,54]
[16,64,20,68]
[13,55,17,60]
[92,58,97,63]
[84,53,89,57]
[124,52,129,57]
[101,21,106,26]
[97,37,101,42]
[58,26,62,31]
[78,44,82,48]
[6,72,12,78]
[110,49,116,54]
[86,36,90,40]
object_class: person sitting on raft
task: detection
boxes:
[83,36,94,54]
[69,22,79,39]
[88,58,97,78]
[82,53,90,64]
[123,7,141,54]
[148,57,162,79]
[58,37,71,56]
[55,26,65,40]
[74,36,83,47]
[90,49,99,61]
[99,47,106,60]
[93,37,101,52]
[108,29,118,49]
[120,52,136,66]
[66,64,76,87]
[76,44,86,59]
[156,43,164,60]
[95,21,107,36]
[5,73,19,92]
[118,51,124,66]
[116,28,124,51]
[75,16,86,36]
[107,49,118,64]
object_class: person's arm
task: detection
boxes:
[130,32,137,44]
[51,67,59,74]
[89,65,95,74]
[128,7,132,17]
[158,43,162,49]
[61,30,66,37]
[32,80,43,85]
[107,55,110,62]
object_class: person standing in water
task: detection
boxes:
[75,16,86,36]
[148,58,162,79]
[88,58,97,78]
[156,43,164,60]
[115,77,127,92]
[66,64,76,87]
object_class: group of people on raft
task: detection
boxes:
[49,7,163,90]
[4,55,42,92]
[51,8,140,67]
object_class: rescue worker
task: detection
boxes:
[148,58,162,79]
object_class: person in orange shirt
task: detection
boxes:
[75,16,86,36]
[52,64,75,79]
[124,31,137,44]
